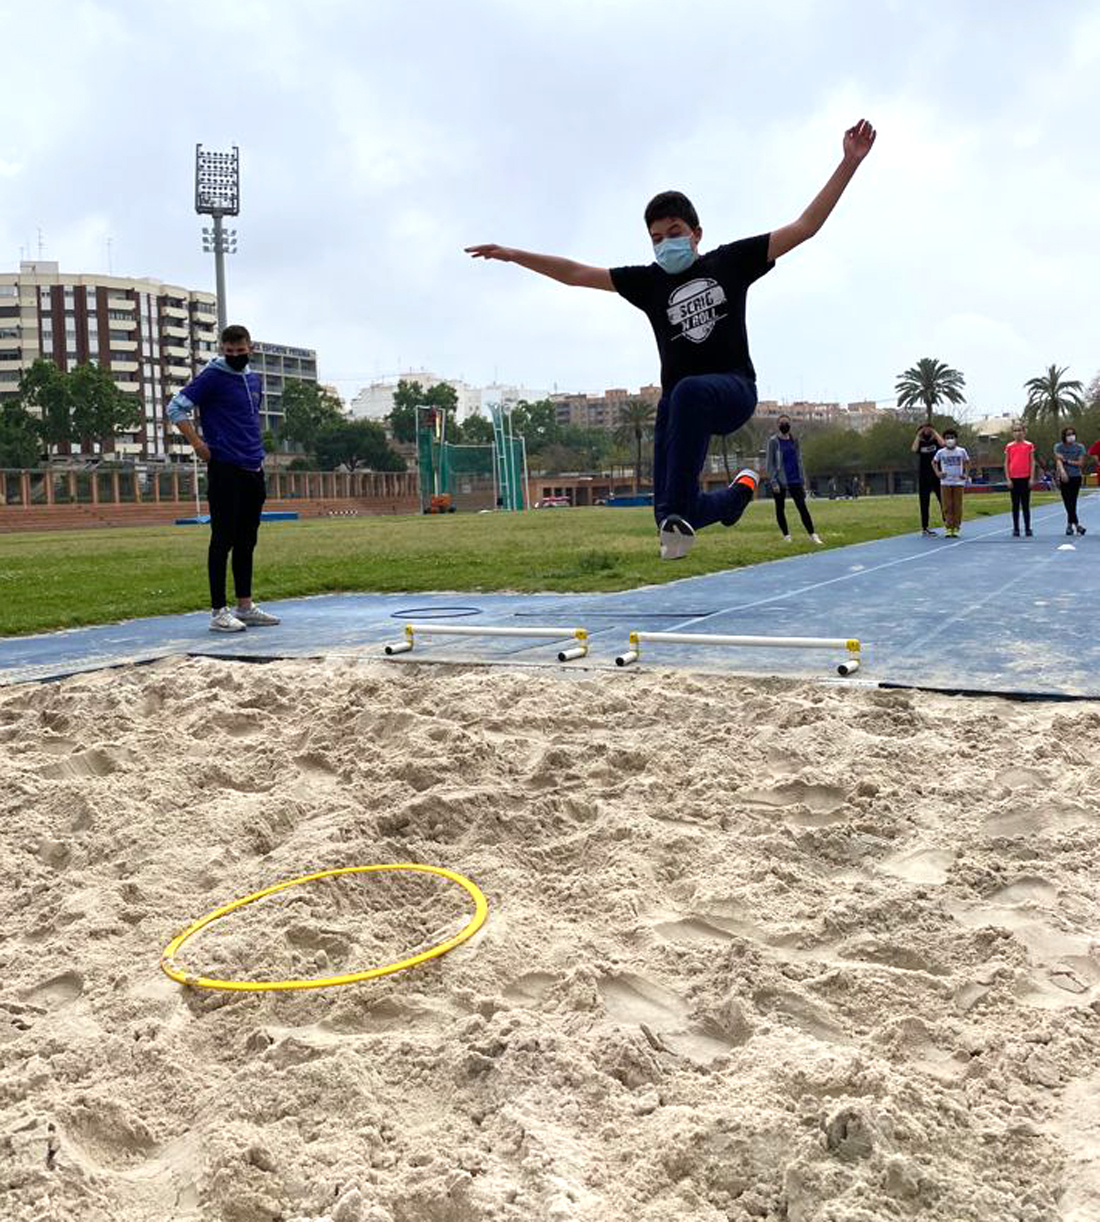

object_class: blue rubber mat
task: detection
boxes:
[2,497,1096,697]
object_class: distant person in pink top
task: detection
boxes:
[1003,422,1036,537]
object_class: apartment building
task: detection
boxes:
[0,261,218,460]
[551,383,662,429]
[249,341,318,435]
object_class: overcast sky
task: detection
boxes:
[3,0,1098,415]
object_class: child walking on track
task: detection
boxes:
[933,429,970,538]
[466,119,876,559]
[1057,426,1088,536]
[168,325,282,633]
[766,415,822,544]
[1004,422,1036,537]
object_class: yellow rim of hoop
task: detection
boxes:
[159,863,489,992]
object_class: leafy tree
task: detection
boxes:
[615,398,656,491]
[896,358,966,423]
[69,363,141,450]
[314,419,406,471]
[800,427,863,477]
[279,380,346,453]
[509,399,559,452]
[0,399,42,467]
[461,411,494,445]
[1023,364,1084,429]
[388,379,461,444]
[16,359,72,453]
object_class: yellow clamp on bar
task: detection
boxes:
[846,639,861,653]
[574,628,588,642]
[405,624,415,642]
[160,863,488,992]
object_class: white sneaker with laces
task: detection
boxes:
[210,606,247,633]
[658,515,695,560]
[811,533,824,545]
[235,604,281,626]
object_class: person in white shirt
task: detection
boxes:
[932,428,971,538]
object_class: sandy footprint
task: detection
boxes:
[598,973,688,1027]
[880,847,954,885]
[503,972,558,1006]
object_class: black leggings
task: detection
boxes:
[1060,475,1082,526]
[206,460,267,609]
[774,484,815,536]
[918,478,942,529]
[1010,477,1032,531]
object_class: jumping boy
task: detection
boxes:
[167,325,282,632]
[467,119,876,558]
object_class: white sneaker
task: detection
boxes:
[783,534,793,543]
[210,606,246,633]
[658,514,695,560]
[235,604,281,626]
[811,533,824,545]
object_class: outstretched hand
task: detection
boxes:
[843,119,876,163]
[465,244,514,262]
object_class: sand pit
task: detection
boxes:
[2,656,1100,1221]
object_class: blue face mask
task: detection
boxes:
[653,235,697,274]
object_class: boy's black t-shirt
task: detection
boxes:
[610,234,774,394]
[916,436,940,481]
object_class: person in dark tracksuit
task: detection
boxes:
[765,415,822,544]
[912,424,944,536]
[167,324,282,633]
[466,120,877,559]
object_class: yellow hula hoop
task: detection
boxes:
[159,863,488,992]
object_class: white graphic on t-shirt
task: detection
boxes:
[666,277,727,343]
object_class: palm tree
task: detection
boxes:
[1022,364,1084,428]
[616,398,656,493]
[895,358,966,423]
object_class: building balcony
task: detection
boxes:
[0,336,21,350]
[106,296,136,310]
[163,344,190,359]
[106,315,138,330]
[110,360,140,373]
[110,339,139,352]
[162,305,189,320]
[166,365,192,380]
[115,379,141,392]
[162,324,190,340]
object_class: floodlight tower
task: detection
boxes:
[194,144,240,332]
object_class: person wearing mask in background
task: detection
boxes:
[1057,425,1088,536]
[932,428,970,538]
[167,324,282,633]
[765,415,823,544]
[1003,421,1036,538]
[911,423,944,536]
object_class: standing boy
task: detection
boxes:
[911,423,944,536]
[167,325,282,632]
[932,428,971,538]
[466,120,876,559]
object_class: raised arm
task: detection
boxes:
[767,120,876,261]
[465,244,613,291]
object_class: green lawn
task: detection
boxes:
[0,494,1048,637]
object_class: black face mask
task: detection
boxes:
[225,353,249,372]
[778,423,791,434]
[921,431,932,440]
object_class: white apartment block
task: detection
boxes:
[0,261,218,461]
[349,370,486,423]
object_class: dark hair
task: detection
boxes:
[644,191,699,231]
[221,324,251,344]
[1062,425,1079,442]
[943,427,957,439]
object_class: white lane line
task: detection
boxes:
[665,503,1072,633]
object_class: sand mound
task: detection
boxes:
[2,657,1100,1221]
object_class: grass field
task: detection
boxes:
[0,493,1052,637]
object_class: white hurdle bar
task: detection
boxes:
[615,631,862,676]
[385,623,590,662]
